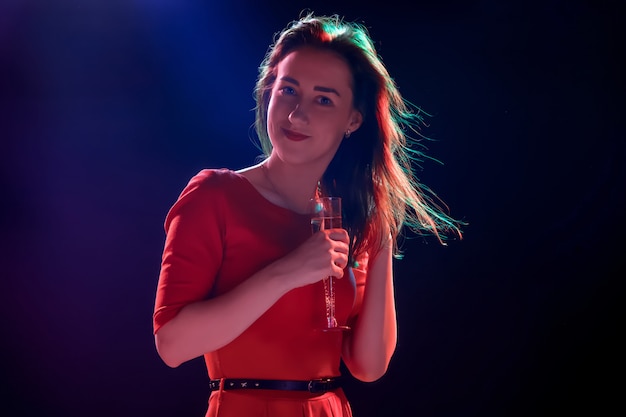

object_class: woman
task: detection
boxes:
[153,13,462,417]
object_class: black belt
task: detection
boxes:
[209,378,340,393]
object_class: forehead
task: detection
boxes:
[276,47,354,90]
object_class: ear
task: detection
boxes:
[346,110,363,134]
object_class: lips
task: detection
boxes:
[281,127,310,142]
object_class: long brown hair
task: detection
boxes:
[254,13,463,262]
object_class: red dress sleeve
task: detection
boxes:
[153,170,227,334]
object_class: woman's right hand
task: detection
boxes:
[274,228,350,289]
[155,226,348,367]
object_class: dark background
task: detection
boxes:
[1,0,624,416]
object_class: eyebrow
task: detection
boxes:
[280,76,341,97]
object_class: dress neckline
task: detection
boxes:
[227,169,312,219]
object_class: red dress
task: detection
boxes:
[153,169,368,417]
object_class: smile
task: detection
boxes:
[281,128,310,142]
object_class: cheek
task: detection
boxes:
[266,98,283,138]
[267,96,286,122]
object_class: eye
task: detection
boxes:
[318,96,334,106]
[278,86,296,96]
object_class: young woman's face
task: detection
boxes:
[267,47,362,167]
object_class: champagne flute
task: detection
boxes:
[310,196,350,331]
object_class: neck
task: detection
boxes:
[262,157,323,214]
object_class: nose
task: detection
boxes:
[288,104,308,125]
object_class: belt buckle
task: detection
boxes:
[308,378,332,393]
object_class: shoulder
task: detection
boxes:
[185,168,244,190]
[175,168,255,202]
[164,168,247,229]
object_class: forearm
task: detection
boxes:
[343,244,397,382]
[155,227,351,368]
[155,262,291,368]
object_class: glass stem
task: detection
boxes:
[323,276,337,328]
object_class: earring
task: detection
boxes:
[344,129,351,138]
